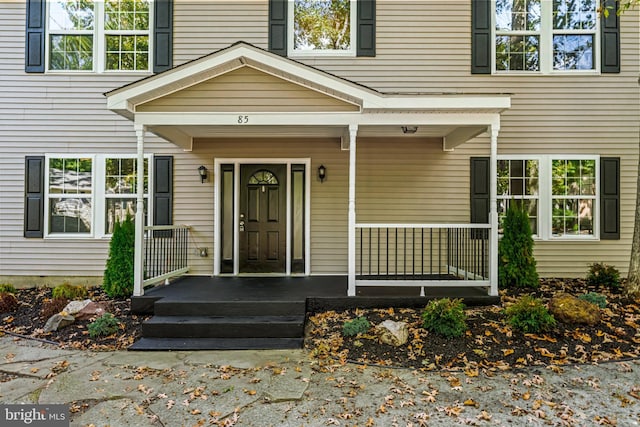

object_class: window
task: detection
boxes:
[45,155,150,237]
[48,0,151,72]
[289,0,356,56]
[495,0,598,72]
[497,156,598,239]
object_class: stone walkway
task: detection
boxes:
[1,336,639,426]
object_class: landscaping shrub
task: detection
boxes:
[578,292,607,309]
[0,284,16,294]
[88,313,121,338]
[498,205,539,289]
[0,293,18,313]
[421,298,467,338]
[52,283,87,300]
[40,298,70,319]
[342,316,371,337]
[103,215,135,299]
[586,262,621,291]
[504,295,556,333]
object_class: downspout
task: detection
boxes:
[348,124,358,296]
[489,124,500,296]
[133,125,146,297]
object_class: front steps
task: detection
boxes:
[130,300,306,350]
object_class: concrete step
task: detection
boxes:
[129,337,304,350]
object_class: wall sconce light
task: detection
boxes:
[318,164,326,183]
[198,165,208,183]
[401,126,418,134]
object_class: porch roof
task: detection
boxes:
[105,42,510,150]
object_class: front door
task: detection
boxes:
[239,164,287,273]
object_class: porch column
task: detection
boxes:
[489,124,500,296]
[133,125,146,297]
[348,124,358,296]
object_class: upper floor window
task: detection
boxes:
[495,0,598,73]
[289,0,356,56]
[48,0,151,72]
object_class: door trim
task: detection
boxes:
[213,158,311,276]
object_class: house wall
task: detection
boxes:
[0,1,638,284]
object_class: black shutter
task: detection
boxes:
[153,156,173,229]
[356,0,375,57]
[25,0,46,73]
[269,0,287,56]
[24,156,44,237]
[600,157,620,240]
[153,0,173,73]
[470,157,490,224]
[471,0,491,74]
[601,0,620,73]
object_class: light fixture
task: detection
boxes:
[318,164,326,183]
[198,165,207,183]
[401,126,418,134]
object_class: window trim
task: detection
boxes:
[497,154,600,240]
[497,157,541,238]
[287,0,357,57]
[492,0,601,74]
[44,153,152,239]
[45,0,154,74]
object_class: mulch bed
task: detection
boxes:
[304,278,640,371]
[1,279,639,372]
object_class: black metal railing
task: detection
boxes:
[143,225,191,286]
[356,224,489,281]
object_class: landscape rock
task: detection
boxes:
[43,313,75,332]
[75,301,108,321]
[549,293,601,325]
[375,320,409,346]
[63,299,93,315]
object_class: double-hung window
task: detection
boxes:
[45,154,150,237]
[48,0,151,72]
[495,0,598,73]
[289,0,356,56]
[497,155,599,240]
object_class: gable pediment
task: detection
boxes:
[136,66,360,113]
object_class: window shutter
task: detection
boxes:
[269,0,287,56]
[153,156,173,228]
[471,0,491,74]
[153,0,173,73]
[356,0,375,57]
[600,157,620,240]
[25,0,46,73]
[24,156,44,237]
[601,0,620,73]
[470,157,490,224]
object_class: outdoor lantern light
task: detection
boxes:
[198,165,208,183]
[318,164,326,183]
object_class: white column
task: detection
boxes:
[489,124,500,296]
[347,124,358,296]
[133,125,146,297]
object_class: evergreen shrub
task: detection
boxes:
[504,295,556,333]
[103,216,135,299]
[578,292,607,309]
[421,298,467,338]
[52,283,87,300]
[88,313,121,338]
[586,263,621,291]
[498,205,539,289]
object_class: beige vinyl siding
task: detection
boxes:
[137,67,359,113]
[1,1,638,282]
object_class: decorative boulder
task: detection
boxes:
[549,293,601,326]
[63,299,93,315]
[375,320,409,347]
[75,302,108,321]
[43,312,75,332]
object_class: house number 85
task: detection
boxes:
[237,115,249,124]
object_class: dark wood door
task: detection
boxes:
[239,165,286,273]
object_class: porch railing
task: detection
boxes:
[143,225,191,287]
[355,223,490,288]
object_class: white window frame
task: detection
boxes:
[497,154,600,240]
[492,0,600,74]
[46,0,154,73]
[44,153,152,239]
[497,156,541,238]
[288,0,357,57]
